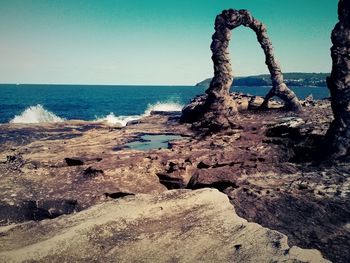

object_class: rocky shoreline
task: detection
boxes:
[0,189,329,263]
[0,94,349,262]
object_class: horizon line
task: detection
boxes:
[0,83,197,86]
[0,71,330,86]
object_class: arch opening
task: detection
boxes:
[181,9,302,130]
[229,26,269,79]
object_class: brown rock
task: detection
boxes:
[326,0,350,157]
[0,106,348,262]
[181,9,301,130]
[0,189,329,263]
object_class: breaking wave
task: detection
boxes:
[96,101,183,126]
[10,104,65,124]
[9,101,183,126]
[144,101,184,115]
[95,113,141,126]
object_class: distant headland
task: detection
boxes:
[196,72,329,87]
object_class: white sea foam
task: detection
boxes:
[9,102,183,126]
[95,113,141,126]
[10,104,65,124]
[144,101,183,116]
[96,101,183,126]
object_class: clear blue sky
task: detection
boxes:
[0,0,337,85]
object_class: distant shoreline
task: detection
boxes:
[196,72,329,88]
[0,72,330,87]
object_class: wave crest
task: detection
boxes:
[144,102,183,116]
[9,102,183,125]
[10,104,65,124]
[95,113,140,126]
[97,101,183,126]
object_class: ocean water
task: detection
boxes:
[0,84,329,125]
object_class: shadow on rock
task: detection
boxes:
[0,199,79,225]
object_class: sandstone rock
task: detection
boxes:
[325,0,350,157]
[182,93,284,125]
[0,107,348,262]
[0,118,191,225]
[181,9,301,129]
[0,189,329,263]
[0,199,79,224]
[230,188,350,263]
[156,159,196,189]
[187,166,247,191]
[156,172,187,189]
[266,117,306,138]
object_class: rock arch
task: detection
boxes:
[182,9,302,129]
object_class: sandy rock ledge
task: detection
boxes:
[0,189,329,263]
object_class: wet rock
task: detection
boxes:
[150,111,181,116]
[0,189,329,263]
[125,119,141,126]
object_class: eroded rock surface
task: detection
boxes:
[0,97,349,262]
[326,0,350,157]
[181,9,301,129]
[0,116,191,224]
[0,189,329,263]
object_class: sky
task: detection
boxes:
[0,0,338,85]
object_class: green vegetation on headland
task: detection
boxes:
[196,73,329,87]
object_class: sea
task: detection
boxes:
[0,84,329,126]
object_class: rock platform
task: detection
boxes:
[0,95,349,262]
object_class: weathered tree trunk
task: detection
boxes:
[181,9,301,130]
[326,0,350,157]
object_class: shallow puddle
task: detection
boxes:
[124,134,184,151]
